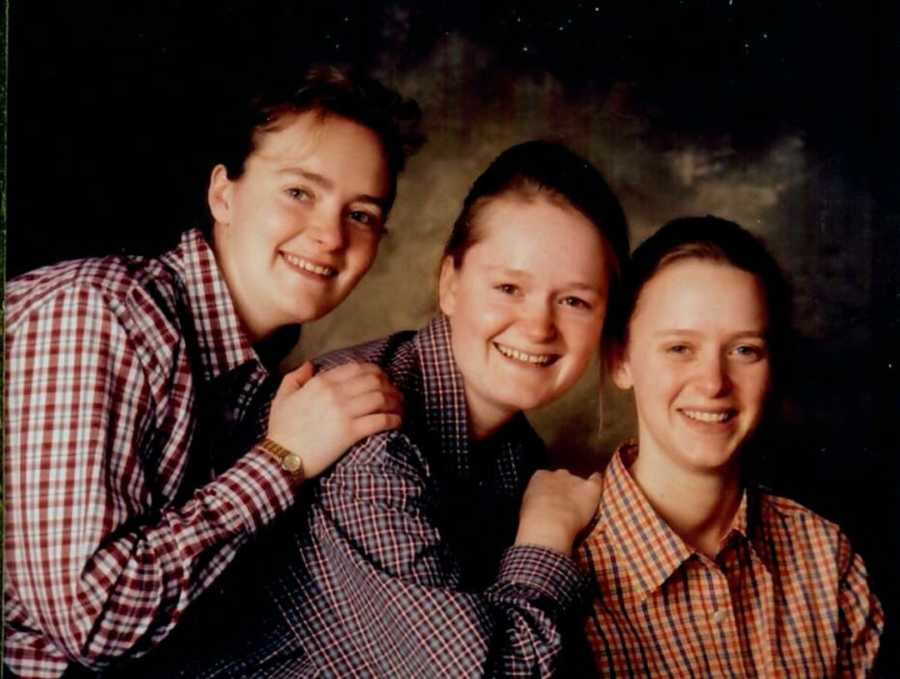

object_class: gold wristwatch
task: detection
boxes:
[256,437,305,485]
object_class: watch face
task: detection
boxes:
[283,454,303,474]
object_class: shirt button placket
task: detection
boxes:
[707,564,736,676]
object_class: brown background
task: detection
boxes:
[8,1,900,672]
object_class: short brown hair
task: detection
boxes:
[215,65,425,206]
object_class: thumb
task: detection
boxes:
[585,470,604,498]
[276,361,316,400]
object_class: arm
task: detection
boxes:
[835,533,883,678]
[279,434,589,678]
[4,286,296,670]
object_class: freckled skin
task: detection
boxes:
[209,111,390,342]
[615,260,771,479]
[439,194,609,439]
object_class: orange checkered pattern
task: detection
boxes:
[577,443,883,678]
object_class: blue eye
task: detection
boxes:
[560,296,591,310]
[732,344,766,362]
[347,210,385,235]
[666,344,692,356]
[349,210,376,226]
[286,187,312,201]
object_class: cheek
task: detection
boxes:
[632,358,681,404]
[560,318,601,362]
[346,235,380,268]
[742,369,772,408]
[455,289,506,327]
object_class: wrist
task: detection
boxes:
[256,437,305,486]
[514,523,573,555]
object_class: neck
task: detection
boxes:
[630,447,742,558]
[466,403,514,443]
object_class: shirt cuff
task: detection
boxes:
[496,545,590,614]
[212,447,297,533]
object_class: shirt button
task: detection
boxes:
[713,608,726,624]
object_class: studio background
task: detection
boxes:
[8,1,900,673]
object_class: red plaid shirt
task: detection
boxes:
[576,443,883,678]
[4,229,296,678]
[156,315,588,678]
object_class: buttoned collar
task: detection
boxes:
[161,229,266,382]
[588,441,767,604]
[415,314,537,481]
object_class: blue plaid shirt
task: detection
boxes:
[134,315,589,678]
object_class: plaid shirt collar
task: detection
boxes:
[414,314,535,480]
[161,228,262,382]
[594,441,766,604]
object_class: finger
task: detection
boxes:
[332,373,401,401]
[318,361,386,385]
[275,362,316,400]
[351,412,402,439]
[345,390,405,418]
[579,474,605,505]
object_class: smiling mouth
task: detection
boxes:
[680,409,736,423]
[494,342,559,366]
[282,252,337,278]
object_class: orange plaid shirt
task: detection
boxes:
[576,443,883,678]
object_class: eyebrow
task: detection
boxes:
[279,168,389,210]
[485,267,603,293]
[652,329,767,339]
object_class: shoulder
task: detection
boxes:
[7,254,180,331]
[328,429,431,487]
[6,255,188,390]
[755,490,854,569]
[314,329,420,388]
[757,491,843,538]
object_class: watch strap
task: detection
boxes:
[256,437,305,485]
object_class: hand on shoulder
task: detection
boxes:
[266,361,404,479]
[515,468,604,555]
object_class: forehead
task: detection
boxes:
[633,259,768,330]
[464,194,609,280]
[248,110,390,190]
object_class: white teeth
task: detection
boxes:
[682,410,732,423]
[283,253,336,277]
[495,343,554,365]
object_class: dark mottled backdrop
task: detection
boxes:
[8,1,900,673]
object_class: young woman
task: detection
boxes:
[577,216,883,677]
[151,140,630,678]
[4,66,419,679]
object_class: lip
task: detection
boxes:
[281,251,338,280]
[677,407,737,428]
[493,341,560,367]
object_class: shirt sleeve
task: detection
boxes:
[834,533,884,678]
[267,432,588,678]
[4,285,296,672]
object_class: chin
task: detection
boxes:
[687,450,740,474]
[508,392,554,412]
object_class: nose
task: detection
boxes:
[694,352,731,397]
[308,210,346,251]
[521,302,558,343]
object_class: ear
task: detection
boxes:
[437,256,459,317]
[207,164,235,226]
[610,347,634,390]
